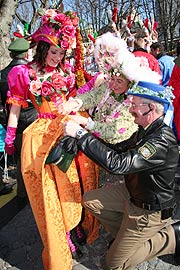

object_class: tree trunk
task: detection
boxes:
[0,0,18,69]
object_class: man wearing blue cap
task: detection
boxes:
[63,81,180,269]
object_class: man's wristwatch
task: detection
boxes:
[75,129,88,139]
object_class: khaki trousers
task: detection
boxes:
[83,181,176,270]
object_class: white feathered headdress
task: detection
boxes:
[93,32,161,84]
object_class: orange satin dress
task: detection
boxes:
[7,65,99,270]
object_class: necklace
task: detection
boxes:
[110,92,126,102]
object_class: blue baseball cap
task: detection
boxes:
[127,81,175,127]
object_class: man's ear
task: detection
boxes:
[149,103,155,111]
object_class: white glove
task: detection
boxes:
[58,97,83,114]
[69,115,88,126]
[64,120,83,137]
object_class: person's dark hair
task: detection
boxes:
[176,40,180,57]
[33,41,66,73]
[150,42,164,52]
[10,51,27,59]
[133,33,147,51]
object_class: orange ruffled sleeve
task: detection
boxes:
[7,65,30,108]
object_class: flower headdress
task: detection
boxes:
[31,9,79,50]
[93,32,160,84]
[128,81,175,127]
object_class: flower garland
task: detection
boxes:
[74,27,86,88]
[28,65,75,107]
[110,92,127,103]
[128,84,175,103]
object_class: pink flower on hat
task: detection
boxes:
[60,40,70,50]
[72,17,79,26]
[63,25,76,37]
[54,13,66,24]
[41,15,50,24]
[93,132,101,138]
[45,9,57,17]
[63,17,72,26]
[32,10,78,49]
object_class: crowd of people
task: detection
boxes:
[0,5,180,270]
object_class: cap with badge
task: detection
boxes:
[8,38,30,52]
[127,81,175,127]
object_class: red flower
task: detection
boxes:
[60,40,70,50]
[52,73,66,90]
[41,81,52,96]
[62,25,75,37]
[54,13,66,23]
[66,75,75,89]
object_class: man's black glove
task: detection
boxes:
[59,136,78,155]
[45,136,78,173]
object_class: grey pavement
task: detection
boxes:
[0,195,180,270]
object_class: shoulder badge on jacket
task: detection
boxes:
[138,142,156,159]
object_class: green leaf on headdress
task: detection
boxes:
[94,32,98,39]
[49,18,59,25]
[79,19,85,24]
[37,8,45,16]
[24,23,29,37]
[65,10,73,17]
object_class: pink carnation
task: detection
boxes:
[64,61,74,73]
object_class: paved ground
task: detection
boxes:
[0,192,180,270]
[0,166,180,270]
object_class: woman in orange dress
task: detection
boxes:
[4,9,98,270]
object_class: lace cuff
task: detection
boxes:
[85,117,95,130]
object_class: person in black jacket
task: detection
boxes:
[63,81,180,269]
[0,38,37,200]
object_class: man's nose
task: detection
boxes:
[129,106,133,113]
[110,81,116,88]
